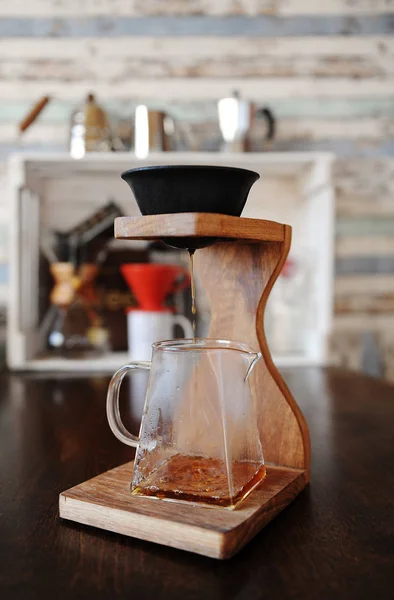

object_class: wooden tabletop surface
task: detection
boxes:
[0,367,393,600]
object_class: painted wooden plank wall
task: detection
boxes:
[0,15,393,36]
[0,0,392,16]
[0,0,393,377]
[2,37,393,77]
[1,78,393,101]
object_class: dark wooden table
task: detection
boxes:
[0,368,393,600]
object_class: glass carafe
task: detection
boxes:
[46,262,109,354]
[106,339,265,509]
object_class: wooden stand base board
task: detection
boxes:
[59,462,307,559]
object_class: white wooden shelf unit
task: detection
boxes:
[6,151,334,371]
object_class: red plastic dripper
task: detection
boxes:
[121,263,189,311]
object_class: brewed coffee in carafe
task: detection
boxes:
[132,454,266,508]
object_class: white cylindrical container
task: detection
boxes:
[127,310,193,361]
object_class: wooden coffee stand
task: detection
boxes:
[59,213,310,559]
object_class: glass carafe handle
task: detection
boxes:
[106,362,151,448]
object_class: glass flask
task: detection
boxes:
[47,262,108,354]
[106,339,265,509]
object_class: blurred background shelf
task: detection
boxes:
[7,151,334,371]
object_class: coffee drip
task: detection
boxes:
[189,249,197,340]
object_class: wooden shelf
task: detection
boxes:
[115,213,285,243]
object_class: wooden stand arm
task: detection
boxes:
[115,213,285,243]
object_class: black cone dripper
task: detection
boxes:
[121,165,260,250]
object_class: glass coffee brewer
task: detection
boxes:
[60,165,310,558]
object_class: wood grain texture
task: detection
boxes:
[335,292,394,314]
[0,43,393,81]
[0,15,392,37]
[333,157,394,197]
[0,0,392,16]
[1,77,393,102]
[335,274,394,295]
[336,235,394,256]
[334,313,394,331]
[336,193,394,217]
[336,217,394,237]
[3,36,393,60]
[115,213,285,242]
[1,36,393,80]
[336,255,394,275]
[59,461,307,559]
[195,231,310,472]
[256,227,311,471]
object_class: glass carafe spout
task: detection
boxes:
[244,351,262,381]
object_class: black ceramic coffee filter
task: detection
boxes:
[121,165,260,249]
